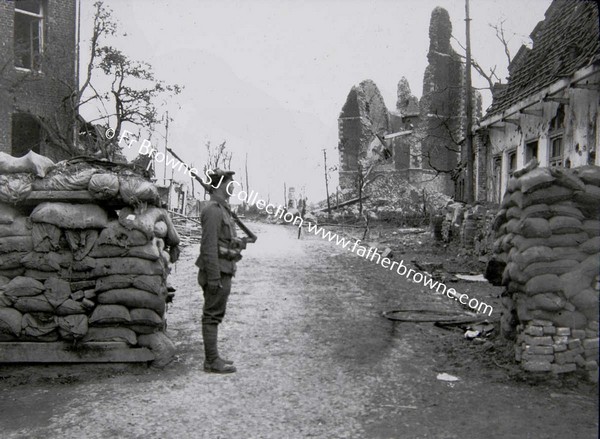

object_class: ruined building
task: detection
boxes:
[338,7,480,199]
[0,0,77,161]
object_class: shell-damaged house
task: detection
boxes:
[478,0,600,203]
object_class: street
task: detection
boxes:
[1,222,597,438]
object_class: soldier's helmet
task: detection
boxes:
[206,168,235,190]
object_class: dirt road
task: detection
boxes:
[1,222,597,438]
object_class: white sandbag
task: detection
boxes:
[56,299,87,316]
[118,206,180,245]
[32,166,98,191]
[119,176,160,205]
[0,217,31,238]
[88,173,119,199]
[137,332,175,367]
[0,236,33,254]
[0,173,33,203]
[1,276,44,297]
[31,202,108,229]
[0,251,28,269]
[43,277,71,308]
[89,304,131,325]
[57,314,88,340]
[95,221,149,248]
[97,287,166,315]
[129,308,163,326]
[0,203,20,224]
[31,222,62,252]
[0,306,22,336]
[13,295,53,313]
[0,150,54,177]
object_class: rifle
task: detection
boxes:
[165,146,257,244]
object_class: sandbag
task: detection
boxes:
[549,202,585,220]
[56,299,87,316]
[20,251,63,271]
[507,190,523,208]
[506,177,521,193]
[571,288,598,318]
[95,275,135,293]
[0,306,22,336]
[0,275,8,288]
[137,332,175,367]
[548,168,586,192]
[128,325,159,335]
[551,247,588,262]
[31,202,108,229]
[514,246,555,267]
[44,278,71,309]
[514,158,539,178]
[520,167,554,194]
[91,257,165,277]
[0,236,33,253]
[575,165,600,186]
[64,229,98,260]
[492,210,506,231]
[521,204,551,219]
[522,185,572,207]
[0,202,20,224]
[518,218,551,238]
[154,221,167,238]
[547,232,589,248]
[529,292,565,311]
[0,267,25,278]
[31,222,62,252]
[0,251,28,269]
[582,220,600,237]
[0,217,31,238]
[92,241,160,261]
[57,314,88,340]
[578,254,600,277]
[118,206,180,246]
[500,233,514,252]
[119,176,160,205]
[88,173,119,199]
[0,150,54,177]
[0,173,33,203]
[97,288,166,314]
[560,270,594,300]
[96,221,149,248]
[523,259,579,278]
[580,236,600,254]
[549,310,588,329]
[549,216,583,234]
[574,184,600,207]
[129,308,162,326]
[89,304,131,325]
[82,326,137,345]
[525,274,562,295]
[0,293,12,306]
[504,262,529,285]
[505,219,520,234]
[132,275,165,296]
[32,166,98,191]
[21,312,57,338]
[1,276,44,297]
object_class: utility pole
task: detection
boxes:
[464,0,474,203]
[163,111,169,186]
[323,149,331,216]
[245,152,250,211]
[284,182,287,208]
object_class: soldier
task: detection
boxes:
[196,169,241,374]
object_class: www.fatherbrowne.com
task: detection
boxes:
[210,178,493,317]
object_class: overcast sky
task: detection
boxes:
[80,0,552,204]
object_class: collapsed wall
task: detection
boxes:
[490,160,599,379]
[0,152,179,365]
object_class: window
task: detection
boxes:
[14,0,45,71]
[507,150,517,178]
[549,136,564,167]
[493,155,502,203]
[11,112,42,157]
[525,140,538,162]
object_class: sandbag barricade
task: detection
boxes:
[0,155,179,364]
[490,160,599,379]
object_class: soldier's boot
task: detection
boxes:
[202,324,236,374]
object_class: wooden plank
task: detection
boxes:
[26,190,94,202]
[0,342,155,363]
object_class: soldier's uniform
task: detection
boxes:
[196,170,239,373]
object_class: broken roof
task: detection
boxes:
[484,0,599,118]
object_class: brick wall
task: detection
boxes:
[0,0,76,161]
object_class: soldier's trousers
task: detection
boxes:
[199,273,232,325]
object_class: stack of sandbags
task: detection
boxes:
[491,160,599,379]
[0,154,179,365]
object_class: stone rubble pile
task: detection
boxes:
[0,152,179,364]
[491,160,599,379]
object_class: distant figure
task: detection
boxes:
[297,197,307,239]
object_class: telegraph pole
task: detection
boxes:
[323,149,331,216]
[464,0,474,203]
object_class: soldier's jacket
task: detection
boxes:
[196,195,237,285]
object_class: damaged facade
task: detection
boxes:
[338,7,481,199]
[479,0,600,203]
[0,0,77,162]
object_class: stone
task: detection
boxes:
[531,319,553,326]
[543,326,557,335]
[555,350,583,365]
[588,320,599,330]
[572,329,587,340]
[556,327,571,336]
[568,339,582,350]
[515,346,522,362]
[525,325,544,336]
[584,348,599,360]
[523,335,553,346]
[586,329,598,338]
[522,352,554,363]
[553,343,567,352]
[588,370,598,383]
[553,336,569,344]
[551,363,577,374]
[530,345,554,355]
[583,338,599,350]
[584,360,599,370]
[574,354,586,367]
[522,360,552,372]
